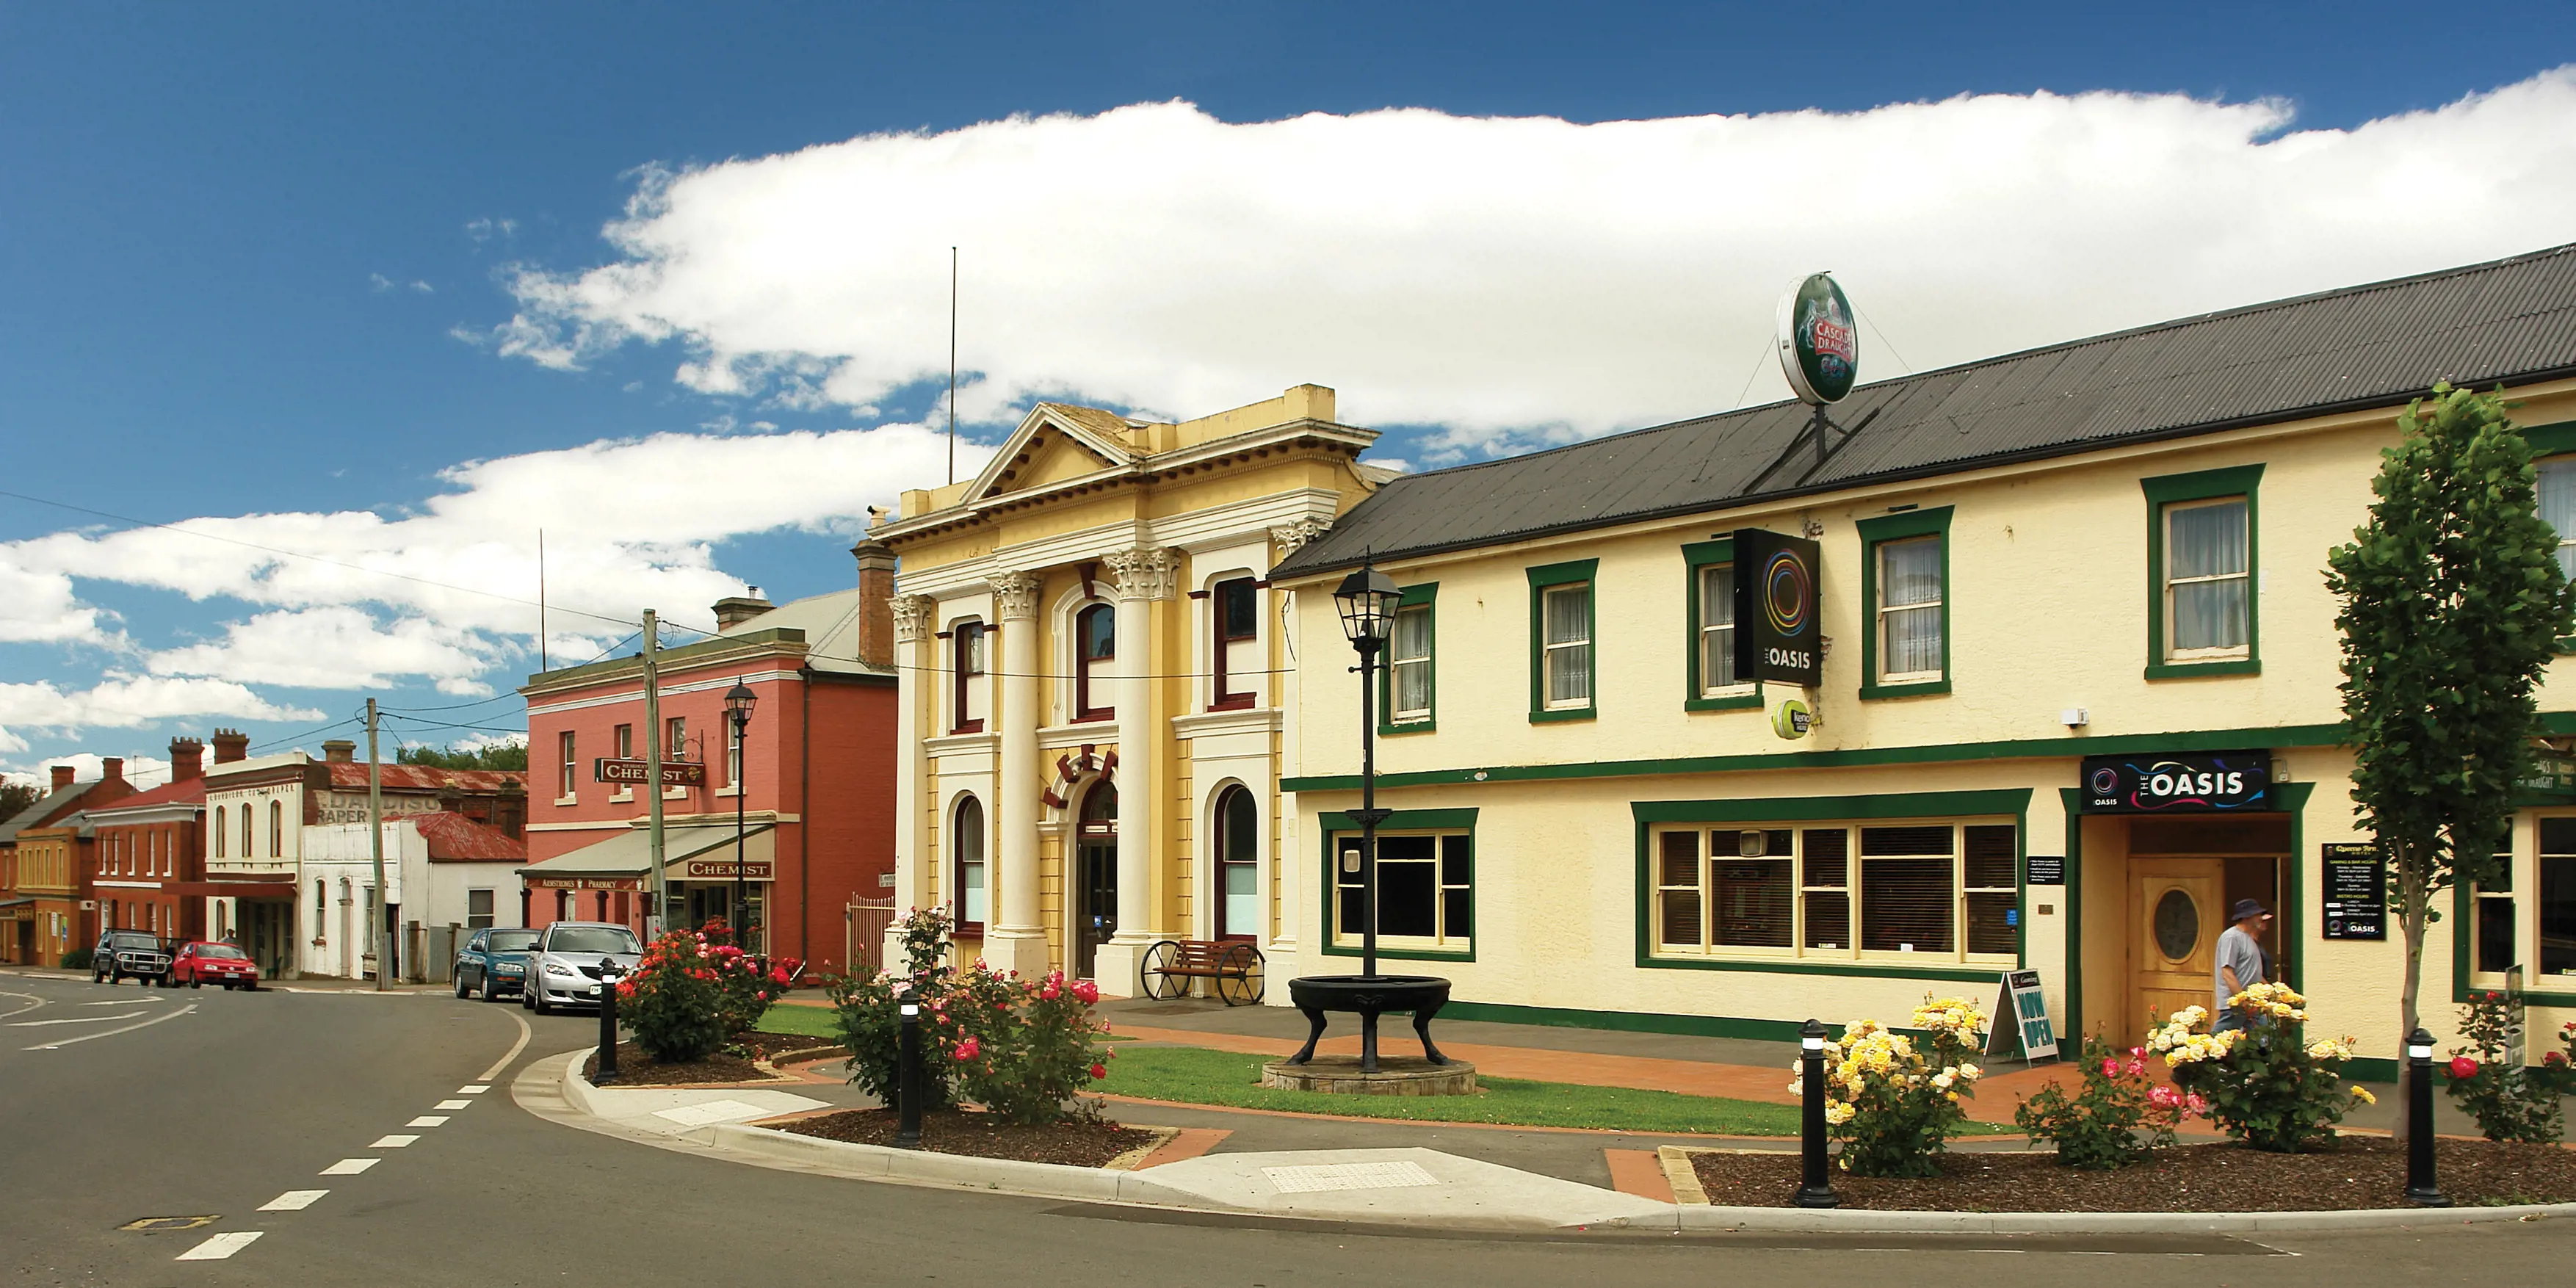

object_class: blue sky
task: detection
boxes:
[3,2,2572,783]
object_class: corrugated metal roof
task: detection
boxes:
[322,763,527,795]
[410,811,527,863]
[1276,242,2576,579]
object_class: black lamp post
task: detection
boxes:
[2404,1026,2447,1206]
[1794,1019,1837,1207]
[723,680,756,955]
[1332,562,1403,979]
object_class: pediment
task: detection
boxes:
[960,402,1140,504]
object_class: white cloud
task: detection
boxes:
[0,563,112,645]
[485,73,2576,450]
[146,607,499,695]
[0,676,325,745]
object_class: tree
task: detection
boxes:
[396,739,529,771]
[0,781,42,822]
[2325,384,2574,1144]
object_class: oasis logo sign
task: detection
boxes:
[2079,751,2271,814]
[1732,527,1825,687]
[1776,272,1859,405]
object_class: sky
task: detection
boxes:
[3,2,2574,786]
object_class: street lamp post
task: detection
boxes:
[724,681,756,956]
[1332,562,1403,980]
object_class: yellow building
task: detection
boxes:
[872,385,1386,993]
[1270,245,2576,1074]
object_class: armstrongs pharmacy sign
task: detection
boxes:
[2079,750,2271,813]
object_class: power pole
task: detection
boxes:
[642,610,667,939]
[366,697,386,991]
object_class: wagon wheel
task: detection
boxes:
[1139,940,1182,1000]
[1217,943,1265,1007]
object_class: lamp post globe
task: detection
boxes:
[724,680,756,955]
[1333,565,1403,646]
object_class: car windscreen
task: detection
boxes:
[193,944,247,959]
[544,928,638,955]
[107,933,161,950]
[488,931,540,952]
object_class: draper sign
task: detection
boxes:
[1731,527,1824,687]
[2079,751,2271,813]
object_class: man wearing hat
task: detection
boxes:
[2213,898,2273,1032]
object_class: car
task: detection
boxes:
[521,922,642,1015]
[91,930,172,985]
[167,940,260,990]
[453,927,540,1002]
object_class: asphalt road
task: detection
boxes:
[4,969,2571,1287]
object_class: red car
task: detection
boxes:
[168,941,260,990]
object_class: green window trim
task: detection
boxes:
[2450,815,2576,1009]
[1682,539,1763,712]
[1855,506,1955,700]
[1318,807,1477,961]
[2521,422,2576,654]
[2142,463,2265,680]
[1527,558,1599,723]
[1378,583,1439,736]
[1632,789,2030,978]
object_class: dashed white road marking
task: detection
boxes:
[319,1158,380,1176]
[434,1099,471,1110]
[83,997,159,1005]
[371,1135,419,1148]
[457,1085,490,1095]
[407,1115,449,1127]
[259,1190,328,1212]
[10,1010,146,1026]
[175,1231,263,1260]
[23,1002,195,1050]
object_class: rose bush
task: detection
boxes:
[2150,985,2371,1153]
[2014,1035,2186,1169]
[1789,996,1986,1178]
[617,930,728,1063]
[695,919,800,1034]
[2442,989,2563,1143]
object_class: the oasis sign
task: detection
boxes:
[2078,751,2271,814]
[1776,272,1859,405]
[1731,527,1825,687]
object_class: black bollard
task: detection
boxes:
[1795,1018,1838,1208]
[896,985,923,1148]
[2404,1026,2447,1206]
[595,963,622,1085]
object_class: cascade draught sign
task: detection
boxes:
[1732,527,1825,687]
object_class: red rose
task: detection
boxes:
[2447,1055,2479,1079]
[1089,1063,1107,1080]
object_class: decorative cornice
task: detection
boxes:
[1103,546,1180,602]
[1270,517,1332,555]
[990,571,1044,622]
[889,594,937,643]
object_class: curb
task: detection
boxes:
[706,1123,1200,1206]
[1668,1202,2570,1233]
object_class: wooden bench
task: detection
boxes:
[1140,939,1266,1006]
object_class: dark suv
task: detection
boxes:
[93,930,172,985]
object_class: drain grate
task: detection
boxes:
[1262,1161,1442,1193]
[120,1216,217,1231]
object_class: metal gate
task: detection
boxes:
[845,897,894,976]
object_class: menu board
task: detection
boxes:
[2320,843,2387,941]
[2025,855,2066,886]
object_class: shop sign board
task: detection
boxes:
[2320,842,2388,941]
[595,758,705,787]
[1984,969,2060,1063]
[1775,272,1859,405]
[2024,855,2066,886]
[1730,527,1824,687]
[2078,750,2270,813]
[526,875,647,892]
[681,859,773,881]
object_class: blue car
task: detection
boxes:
[453,927,540,1002]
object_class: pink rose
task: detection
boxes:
[2447,1055,2478,1079]
[954,1037,980,1060]
[2129,1046,2146,1059]
[2126,1058,2146,1077]
[2185,1091,2209,1115]
[2101,1057,2121,1079]
[1071,980,1101,1005]
[2149,1085,2181,1109]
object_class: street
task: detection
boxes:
[0,971,2566,1287]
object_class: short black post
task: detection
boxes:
[2405,1026,2447,1206]
[896,985,923,1148]
[594,963,621,1085]
[1794,1018,1838,1207]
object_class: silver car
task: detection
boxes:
[520,922,642,1014]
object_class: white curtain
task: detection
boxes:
[1881,538,1942,676]
[1544,585,1591,703]
[2540,460,2576,579]
[1701,565,1737,688]
[1392,607,1431,714]
[2170,501,2248,650]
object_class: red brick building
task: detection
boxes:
[518,546,898,972]
[84,737,213,945]
[0,760,140,966]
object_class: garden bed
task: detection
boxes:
[734,1030,846,1064]
[1686,1137,2576,1211]
[781,1107,1158,1168]
[582,1041,777,1088]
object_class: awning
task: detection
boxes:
[518,823,776,890]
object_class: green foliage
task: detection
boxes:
[616,930,728,1064]
[893,905,954,977]
[396,739,529,770]
[2015,1035,2185,1169]
[0,781,42,820]
[2324,384,2575,1066]
[693,919,799,1034]
[2154,987,2370,1153]
[2443,989,2564,1143]
[826,908,956,1113]
[62,948,92,971]
[944,969,1112,1126]
[1803,997,1990,1178]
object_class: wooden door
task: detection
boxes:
[2132,858,2224,1043]
[1074,842,1116,980]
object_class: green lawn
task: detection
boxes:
[756,1005,843,1040]
[1090,1046,1860,1135]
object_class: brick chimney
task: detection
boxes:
[322,739,356,764]
[852,538,897,669]
[493,782,527,839]
[712,586,775,631]
[169,737,205,784]
[100,757,124,784]
[49,764,73,792]
[211,728,249,764]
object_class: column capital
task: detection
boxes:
[1103,546,1180,602]
[889,594,937,644]
[989,570,1044,621]
[1270,517,1332,555]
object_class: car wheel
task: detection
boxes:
[190,978,203,988]
[454,972,471,999]
[92,970,104,984]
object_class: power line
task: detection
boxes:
[247,712,367,755]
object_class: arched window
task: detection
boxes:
[1213,786,1259,941]
[239,803,251,858]
[1074,604,1115,721]
[213,806,226,858]
[1079,781,1118,840]
[268,800,283,857]
[952,796,987,932]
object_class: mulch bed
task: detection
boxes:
[734,1031,847,1063]
[1691,1137,2576,1211]
[783,1107,1156,1168]
[582,1041,774,1088]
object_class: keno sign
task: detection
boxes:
[1731,527,1825,688]
[2079,751,2271,813]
